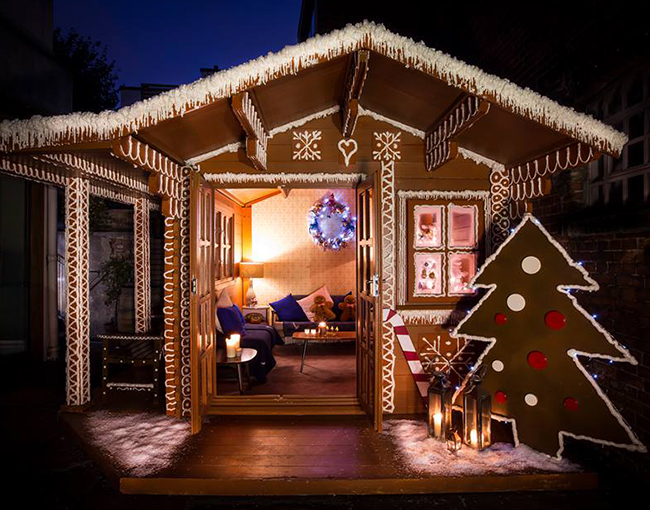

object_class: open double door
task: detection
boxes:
[189,172,382,433]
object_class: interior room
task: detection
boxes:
[213,186,358,397]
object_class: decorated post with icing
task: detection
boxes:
[452,214,646,458]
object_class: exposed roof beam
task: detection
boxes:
[507,142,600,219]
[0,154,71,187]
[112,135,184,218]
[341,50,370,138]
[231,91,268,171]
[425,95,490,171]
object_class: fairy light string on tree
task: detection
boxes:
[452,214,646,458]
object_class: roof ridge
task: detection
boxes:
[0,20,627,155]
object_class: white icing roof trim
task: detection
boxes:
[0,21,627,154]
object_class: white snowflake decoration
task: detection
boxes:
[420,334,474,382]
[372,131,402,161]
[292,130,322,161]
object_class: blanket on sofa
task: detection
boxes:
[217,324,283,383]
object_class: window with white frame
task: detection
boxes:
[404,198,484,305]
[587,67,650,207]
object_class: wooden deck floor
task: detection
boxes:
[60,413,598,496]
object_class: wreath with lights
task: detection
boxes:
[307,193,356,251]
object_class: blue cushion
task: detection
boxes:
[217,305,246,336]
[270,294,309,321]
[233,305,246,330]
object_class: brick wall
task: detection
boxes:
[532,168,650,482]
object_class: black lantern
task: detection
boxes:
[427,371,453,441]
[463,366,492,451]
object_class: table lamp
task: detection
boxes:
[240,261,264,306]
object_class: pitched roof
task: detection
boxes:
[0,21,627,156]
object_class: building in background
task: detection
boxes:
[0,0,72,359]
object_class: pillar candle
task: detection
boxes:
[226,337,237,358]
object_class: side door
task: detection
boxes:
[190,172,216,434]
[356,174,382,431]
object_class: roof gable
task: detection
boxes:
[0,21,627,156]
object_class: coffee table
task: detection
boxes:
[216,347,257,394]
[292,331,356,373]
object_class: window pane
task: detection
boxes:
[628,141,645,168]
[449,205,476,248]
[609,181,623,206]
[608,87,622,115]
[629,112,645,139]
[414,253,443,296]
[627,175,645,205]
[414,205,443,248]
[448,253,477,295]
[591,184,604,206]
[627,73,644,107]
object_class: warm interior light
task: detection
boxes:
[470,429,478,446]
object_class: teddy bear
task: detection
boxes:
[338,294,356,322]
[310,295,336,322]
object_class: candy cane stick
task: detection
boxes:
[383,308,428,403]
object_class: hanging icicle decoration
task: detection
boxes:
[307,193,356,251]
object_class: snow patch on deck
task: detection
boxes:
[84,411,191,477]
[383,420,580,476]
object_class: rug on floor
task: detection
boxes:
[84,410,191,476]
[382,420,581,476]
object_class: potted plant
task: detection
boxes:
[100,255,133,333]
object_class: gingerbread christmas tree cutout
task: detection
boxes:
[452,214,646,458]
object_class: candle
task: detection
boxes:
[230,334,241,350]
[433,412,443,437]
[226,337,237,358]
[470,429,478,446]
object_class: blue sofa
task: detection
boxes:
[271,294,355,342]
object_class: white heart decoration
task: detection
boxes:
[337,138,358,167]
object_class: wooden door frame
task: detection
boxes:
[355,173,383,431]
[205,177,382,418]
[190,172,217,433]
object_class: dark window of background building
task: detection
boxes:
[629,111,645,138]
[627,73,644,107]
[609,180,623,206]
[628,141,645,168]
[627,175,645,204]
[609,87,622,115]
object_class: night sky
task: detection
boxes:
[54,0,303,89]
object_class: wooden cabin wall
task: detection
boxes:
[201,112,494,417]
[250,188,357,305]
[389,153,492,416]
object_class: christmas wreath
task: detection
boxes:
[307,193,356,251]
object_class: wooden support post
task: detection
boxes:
[64,175,90,407]
[134,197,151,333]
[163,217,182,417]
[341,50,370,138]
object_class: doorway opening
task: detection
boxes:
[214,187,358,398]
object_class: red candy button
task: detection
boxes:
[564,397,579,411]
[495,391,508,403]
[545,310,566,330]
[527,350,548,370]
[494,313,508,325]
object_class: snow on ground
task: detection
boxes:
[84,411,191,477]
[382,420,580,476]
